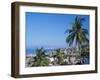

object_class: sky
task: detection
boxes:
[25,12,89,49]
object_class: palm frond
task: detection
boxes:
[66,33,75,46]
[65,29,73,33]
[65,16,89,49]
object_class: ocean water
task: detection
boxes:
[26,48,56,56]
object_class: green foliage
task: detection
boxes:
[65,16,89,50]
[81,43,89,57]
[55,49,65,65]
[32,47,50,67]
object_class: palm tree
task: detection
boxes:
[32,47,50,66]
[55,49,65,65]
[65,16,89,50]
[81,43,89,57]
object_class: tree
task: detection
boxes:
[65,16,89,50]
[32,47,50,66]
[81,43,89,57]
[55,49,65,65]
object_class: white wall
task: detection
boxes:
[0,0,99,80]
